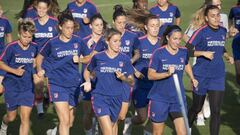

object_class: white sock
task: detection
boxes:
[85,128,93,135]
[1,121,7,130]
[143,130,152,135]
[37,102,44,114]
[51,126,57,135]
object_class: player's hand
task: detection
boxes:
[134,70,145,79]
[73,55,79,63]
[37,69,45,78]
[229,26,239,37]
[14,65,25,76]
[226,56,234,64]
[81,81,91,92]
[191,78,198,88]
[115,71,127,81]
[203,51,215,60]
[168,66,175,76]
[83,17,90,24]
[0,83,4,94]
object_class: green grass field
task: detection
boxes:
[0,0,239,134]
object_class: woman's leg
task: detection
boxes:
[19,106,32,135]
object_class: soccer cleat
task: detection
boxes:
[123,117,132,135]
[196,116,205,126]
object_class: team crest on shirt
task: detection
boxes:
[74,43,78,49]
[169,12,174,17]
[83,8,88,13]
[54,93,58,98]
[222,35,225,40]
[48,27,53,32]
[180,57,184,63]
[31,52,35,57]
[119,61,124,67]
[125,40,130,46]
[0,27,4,31]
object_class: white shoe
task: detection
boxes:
[196,116,205,126]
[0,128,7,135]
[46,129,53,135]
[46,127,57,135]
[123,117,132,135]
[203,98,211,118]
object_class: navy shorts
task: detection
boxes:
[193,76,225,95]
[4,89,34,111]
[91,93,122,123]
[148,100,186,123]
[48,84,80,107]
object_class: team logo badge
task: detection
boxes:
[125,40,130,46]
[83,8,88,13]
[169,12,173,17]
[222,35,225,40]
[180,57,184,63]
[48,27,53,32]
[54,93,58,98]
[152,112,155,117]
[119,61,124,67]
[31,52,35,57]
[74,43,78,49]
[0,27,4,31]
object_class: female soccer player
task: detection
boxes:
[36,11,85,135]
[149,0,181,36]
[148,25,198,135]
[32,0,59,119]
[112,5,140,123]
[81,13,106,135]
[0,4,13,94]
[229,0,240,103]
[123,14,161,135]
[0,19,37,135]
[186,5,234,135]
[66,0,99,38]
[16,0,60,19]
[183,0,227,126]
[83,28,134,135]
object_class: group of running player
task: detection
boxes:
[0,0,239,135]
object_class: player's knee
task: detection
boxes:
[139,115,147,124]
[6,114,16,122]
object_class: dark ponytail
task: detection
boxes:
[113,4,126,21]
[161,25,182,45]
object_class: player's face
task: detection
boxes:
[146,18,160,37]
[157,0,168,6]
[107,34,121,53]
[59,20,74,39]
[137,0,148,9]
[114,15,127,33]
[206,8,221,29]
[167,31,182,50]
[36,2,49,18]
[19,31,33,46]
[212,0,222,10]
[91,18,104,35]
